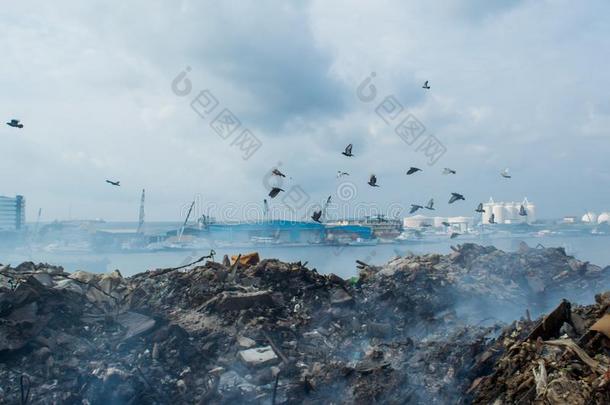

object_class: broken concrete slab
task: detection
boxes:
[70,270,100,284]
[237,336,256,348]
[116,311,156,341]
[238,346,279,368]
[32,272,55,287]
[54,278,85,294]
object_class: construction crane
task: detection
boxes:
[321,195,332,222]
[137,189,145,234]
[178,200,195,241]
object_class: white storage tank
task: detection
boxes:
[433,217,447,228]
[504,202,518,223]
[403,215,432,228]
[523,198,536,223]
[598,212,610,224]
[492,203,505,224]
[482,198,495,224]
[582,212,598,223]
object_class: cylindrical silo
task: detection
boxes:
[492,203,505,224]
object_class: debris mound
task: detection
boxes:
[1,243,609,403]
[469,293,610,404]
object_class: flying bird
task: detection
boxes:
[443,168,456,175]
[425,199,435,210]
[271,169,286,177]
[475,203,485,213]
[311,210,322,223]
[409,204,424,214]
[342,144,354,157]
[500,168,511,179]
[326,195,332,204]
[6,119,23,128]
[519,205,527,216]
[268,187,284,198]
[337,171,350,178]
[442,221,451,227]
[105,180,120,186]
[422,81,430,90]
[368,174,379,187]
[406,167,422,175]
[489,213,496,224]
[450,232,460,239]
[448,192,465,204]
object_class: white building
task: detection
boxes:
[582,212,598,223]
[404,215,473,231]
[403,215,433,228]
[481,197,536,224]
[446,216,474,232]
[0,195,25,230]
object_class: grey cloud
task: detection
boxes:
[1,0,609,221]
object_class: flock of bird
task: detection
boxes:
[264,140,524,234]
[5,79,525,237]
[259,80,528,237]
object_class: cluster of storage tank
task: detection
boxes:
[581,212,610,224]
[481,198,536,224]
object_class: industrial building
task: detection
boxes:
[0,195,25,230]
[481,197,536,224]
[327,216,401,240]
[403,215,433,229]
[562,216,578,224]
[403,215,474,232]
[201,220,374,245]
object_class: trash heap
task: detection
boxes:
[468,293,610,404]
[1,243,609,404]
[360,242,610,325]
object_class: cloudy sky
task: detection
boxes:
[1,0,609,222]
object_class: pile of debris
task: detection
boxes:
[359,243,610,325]
[1,243,609,403]
[469,293,610,404]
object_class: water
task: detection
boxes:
[2,234,609,279]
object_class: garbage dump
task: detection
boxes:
[469,293,610,404]
[1,242,610,404]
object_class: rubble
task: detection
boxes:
[238,346,279,367]
[0,243,609,403]
[468,293,610,404]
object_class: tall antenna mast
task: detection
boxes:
[137,189,145,234]
[263,199,269,221]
